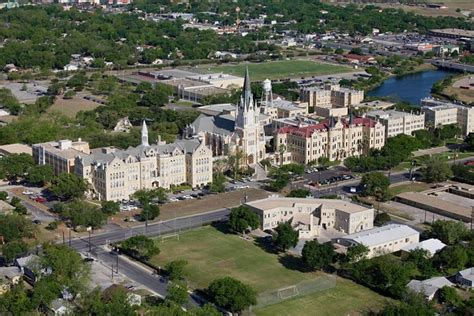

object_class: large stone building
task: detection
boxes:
[274,116,385,165]
[33,139,90,175]
[75,122,213,201]
[245,197,374,239]
[421,98,474,136]
[186,69,267,165]
[366,110,425,139]
[300,84,364,111]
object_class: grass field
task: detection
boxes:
[254,277,391,316]
[388,182,431,196]
[199,60,353,81]
[48,95,102,118]
[150,225,323,293]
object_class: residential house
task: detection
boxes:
[407,277,453,301]
[456,267,474,288]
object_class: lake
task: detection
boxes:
[367,69,454,105]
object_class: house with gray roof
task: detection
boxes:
[407,276,453,301]
[456,267,474,288]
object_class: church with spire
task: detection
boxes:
[186,68,266,165]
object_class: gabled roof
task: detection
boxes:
[458,267,474,282]
[401,238,446,256]
[407,277,453,298]
[343,224,419,247]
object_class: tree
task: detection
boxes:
[438,286,462,307]
[429,220,467,245]
[210,173,226,193]
[301,240,334,270]
[2,240,28,261]
[0,284,34,314]
[50,173,88,200]
[25,165,54,186]
[228,205,260,233]
[433,245,468,271]
[193,304,221,316]
[374,212,391,226]
[361,172,390,201]
[343,244,369,264]
[166,281,189,305]
[140,203,160,221]
[140,86,169,108]
[0,191,7,201]
[274,221,298,251]
[101,201,120,215]
[0,153,34,182]
[59,200,107,229]
[421,157,452,183]
[403,248,436,279]
[374,292,435,315]
[120,235,160,260]
[207,277,257,313]
[465,133,474,151]
[39,244,90,295]
[165,260,188,281]
[287,189,310,198]
[0,214,35,242]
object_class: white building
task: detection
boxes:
[456,267,474,288]
[421,98,474,136]
[335,224,420,258]
[366,110,425,139]
[401,238,446,258]
[245,197,375,239]
[407,277,453,301]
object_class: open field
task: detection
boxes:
[374,2,472,17]
[443,75,474,105]
[150,225,320,293]
[254,277,391,316]
[198,60,354,81]
[388,182,432,196]
[48,95,103,118]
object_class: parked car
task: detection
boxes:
[34,197,46,203]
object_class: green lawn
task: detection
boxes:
[388,182,431,196]
[150,225,321,293]
[254,277,392,316]
[199,60,354,81]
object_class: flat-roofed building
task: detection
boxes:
[421,98,474,136]
[335,224,420,258]
[331,87,364,108]
[32,139,90,175]
[0,144,32,157]
[300,87,332,108]
[245,196,374,239]
[354,100,395,112]
[366,110,425,138]
[261,99,308,120]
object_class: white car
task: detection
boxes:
[169,197,179,202]
[22,190,35,195]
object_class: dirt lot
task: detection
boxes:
[48,94,103,118]
[444,75,474,104]
[110,188,271,227]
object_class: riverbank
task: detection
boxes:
[440,74,474,105]
[394,63,436,78]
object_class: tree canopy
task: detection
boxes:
[207,277,257,313]
[228,205,260,233]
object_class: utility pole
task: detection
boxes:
[88,229,92,253]
[116,255,119,274]
[68,229,71,247]
[62,231,65,245]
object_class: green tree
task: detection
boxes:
[39,244,90,295]
[343,244,369,264]
[140,86,170,108]
[210,173,226,193]
[50,173,88,200]
[207,277,257,313]
[0,191,7,201]
[438,286,462,307]
[433,245,468,271]
[120,235,159,261]
[101,201,120,215]
[403,248,436,279]
[301,240,334,270]
[165,260,188,281]
[361,172,390,201]
[429,220,467,245]
[465,133,474,151]
[0,153,34,182]
[59,200,107,229]
[228,205,260,233]
[374,212,391,226]
[374,292,435,315]
[166,281,189,305]
[0,214,35,242]
[2,240,28,261]
[0,284,34,314]
[274,221,298,251]
[25,165,54,186]
[193,304,221,316]
[421,157,453,183]
[286,189,311,198]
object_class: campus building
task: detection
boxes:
[274,116,385,165]
[421,98,474,136]
[300,84,364,111]
[186,68,267,165]
[75,122,213,201]
[32,139,91,175]
[335,224,420,258]
[245,197,374,239]
[366,110,425,138]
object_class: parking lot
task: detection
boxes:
[303,166,355,188]
[0,81,49,104]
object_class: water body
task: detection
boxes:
[367,69,454,106]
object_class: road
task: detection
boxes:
[68,208,230,307]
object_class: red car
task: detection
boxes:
[34,197,46,203]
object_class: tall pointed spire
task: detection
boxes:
[141,120,149,147]
[243,66,252,102]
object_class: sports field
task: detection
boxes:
[200,60,353,81]
[150,225,320,293]
[254,277,391,316]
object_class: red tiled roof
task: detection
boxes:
[277,117,378,138]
